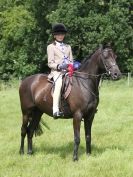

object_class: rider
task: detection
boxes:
[47,23,73,119]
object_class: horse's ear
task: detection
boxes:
[106,42,111,48]
[99,44,103,51]
[103,42,112,49]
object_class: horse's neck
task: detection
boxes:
[79,51,102,90]
[80,51,101,76]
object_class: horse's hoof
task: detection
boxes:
[86,153,91,157]
[19,149,24,155]
[73,156,78,161]
[27,150,33,155]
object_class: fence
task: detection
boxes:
[0,72,133,90]
[99,72,133,87]
[118,72,133,86]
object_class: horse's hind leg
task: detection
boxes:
[19,114,28,154]
[27,108,42,154]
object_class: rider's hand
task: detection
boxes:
[73,61,81,70]
[57,63,68,71]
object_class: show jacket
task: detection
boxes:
[47,42,73,79]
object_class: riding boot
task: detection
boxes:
[53,111,64,119]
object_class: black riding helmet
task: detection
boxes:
[52,23,67,35]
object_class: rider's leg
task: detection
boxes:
[53,73,63,118]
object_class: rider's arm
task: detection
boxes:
[47,44,58,70]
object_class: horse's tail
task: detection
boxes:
[34,119,50,136]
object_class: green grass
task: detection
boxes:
[0,79,133,177]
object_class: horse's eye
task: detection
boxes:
[103,50,108,58]
[114,54,117,59]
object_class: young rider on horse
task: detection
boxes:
[47,23,73,119]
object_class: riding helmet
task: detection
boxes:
[52,23,67,35]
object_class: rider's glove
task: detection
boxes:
[57,63,68,71]
[73,61,81,70]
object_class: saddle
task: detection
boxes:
[46,74,73,117]
[47,74,72,99]
[61,74,73,99]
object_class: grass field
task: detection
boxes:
[0,79,133,177]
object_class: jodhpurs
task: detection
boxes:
[53,73,62,113]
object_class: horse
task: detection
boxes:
[19,45,121,161]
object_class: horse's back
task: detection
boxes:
[19,74,49,113]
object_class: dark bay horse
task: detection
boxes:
[19,45,121,160]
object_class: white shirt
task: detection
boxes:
[55,41,69,64]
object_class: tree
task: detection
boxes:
[0,0,59,80]
[47,0,133,72]
[0,0,133,80]
[0,5,36,79]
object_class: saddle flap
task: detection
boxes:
[47,74,72,99]
[62,74,72,99]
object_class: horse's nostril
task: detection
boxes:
[113,72,121,80]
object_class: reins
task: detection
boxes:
[70,48,114,98]
[71,71,107,98]
[73,71,108,78]
[45,48,116,100]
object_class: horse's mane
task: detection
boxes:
[80,47,101,70]
[80,43,112,70]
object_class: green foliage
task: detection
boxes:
[0,0,133,80]
[0,1,59,80]
[0,5,36,79]
[47,0,133,70]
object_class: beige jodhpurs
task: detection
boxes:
[53,73,62,114]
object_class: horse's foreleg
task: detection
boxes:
[73,113,82,161]
[19,115,28,154]
[84,113,94,156]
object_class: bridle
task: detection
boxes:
[72,48,118,98]
[100,48,117,75]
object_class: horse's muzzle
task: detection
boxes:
[110,70,122,80]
